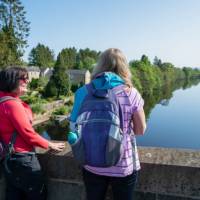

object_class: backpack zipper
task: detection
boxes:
[77,119,120,127]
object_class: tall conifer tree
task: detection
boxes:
[0,0,30,67]
[28,43,55,68]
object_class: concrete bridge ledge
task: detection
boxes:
[0,144,200,200]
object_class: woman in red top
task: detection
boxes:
[0,67,65,200]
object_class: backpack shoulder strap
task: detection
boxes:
[0,96,18,154]
[8,131,17,154]
[85,82,97,94]
[111,85,127,132]
[0,96,17,104]
[111,84,125,95]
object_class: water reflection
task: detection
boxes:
[143,78,200,119]
[35,120,69,141]
[137,79,200,149]
[41,131,51,140]
[159,99,169,106]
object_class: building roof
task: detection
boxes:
[67,69,90,75]
[26,66,40,72]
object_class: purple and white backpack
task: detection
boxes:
[71,83,126,167]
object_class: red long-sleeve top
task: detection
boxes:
[0,91,49,152]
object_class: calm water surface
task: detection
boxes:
[137,82,200,150]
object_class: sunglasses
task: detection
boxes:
[19,76,29,82]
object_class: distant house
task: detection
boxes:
[26,66,40,81]
[40,67,53,78]
[67,69,91,85]
[25,67,91,85]
[0,66,40,82]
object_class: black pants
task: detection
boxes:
[82,168,138,200]
[3,153,46,200]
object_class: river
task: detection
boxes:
[137,81,200,149]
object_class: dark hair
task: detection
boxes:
[0,67,28,92]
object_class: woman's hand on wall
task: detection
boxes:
[48,141,65,152]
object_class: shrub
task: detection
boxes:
[31,103,45,114]
[52,106,68,115]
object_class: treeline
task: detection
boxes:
[28,45,200,101]
[129,55,200,118]
[130,55,200,95]
[28,44,100,71]
[28,45,101,98]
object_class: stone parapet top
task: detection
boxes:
[138,146,200,168]
[36,143,200,168]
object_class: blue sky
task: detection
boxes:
[22,0,200,68]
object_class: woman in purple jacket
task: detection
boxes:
[70,48,146,200]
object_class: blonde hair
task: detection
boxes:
[92,48,132,87]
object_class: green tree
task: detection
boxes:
[153,56,162,67]
[0,30,16,67]
[28,43,55,68]
[44,79,57,97]
[183,67,192,80]
[55,47,77,69]
[141,54,151,65]
[44,66,70,98]
[75,48,100,70]
[130,58,159,94]
[0,0,30,67]
[29,77,48,90]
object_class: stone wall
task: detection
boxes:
[32,99,67,126]
[0,145,200,200]
[135,147,200,200]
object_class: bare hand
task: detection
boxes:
[48,141,65,152]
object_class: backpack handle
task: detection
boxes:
[0,96,17,103]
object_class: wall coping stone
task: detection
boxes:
[138,146,200,168]
[36,143,200,168]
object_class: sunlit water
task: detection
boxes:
[137,83,200,149]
